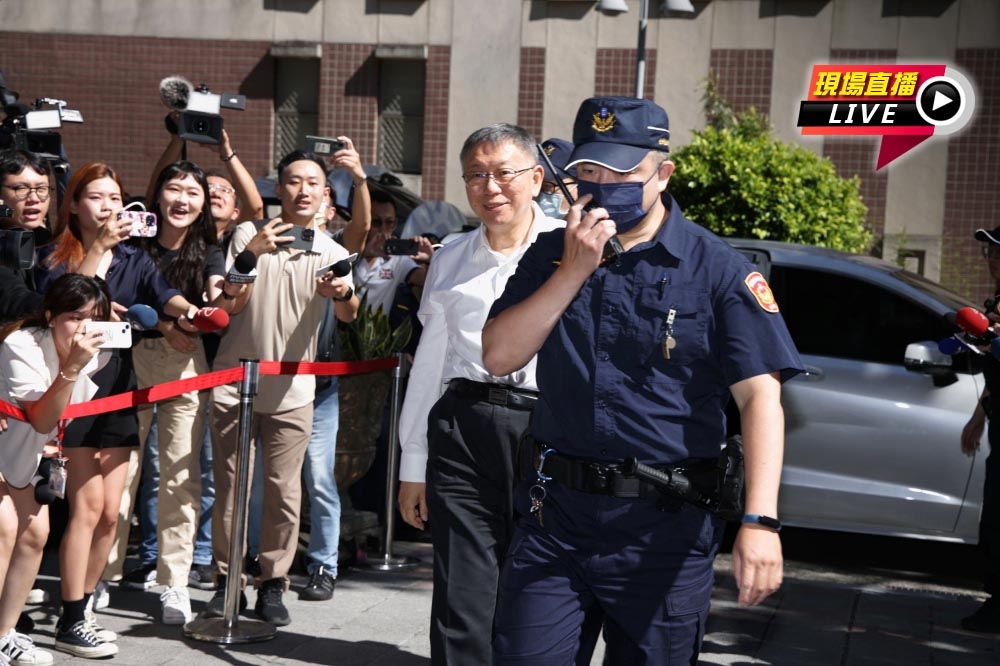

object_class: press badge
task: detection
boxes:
[49,456,68,498]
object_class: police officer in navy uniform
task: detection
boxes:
[960,226,1000,633]
[483,96,803,664]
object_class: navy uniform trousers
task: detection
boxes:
[983,420,1000,598]
[425,388,532,666]
[493,483,725,666]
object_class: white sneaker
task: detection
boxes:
[160,586,192,625]
[83,609,117,643]
[92,581,110,610]
[0,629,53,665]
[24,589,48,605]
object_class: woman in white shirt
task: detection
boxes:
[0,274,112,661]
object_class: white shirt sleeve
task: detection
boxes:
[397,263,449,483]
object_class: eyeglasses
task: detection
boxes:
[540,179,576,195]
[2,184,54,201]
[462,167,534,188]
[982,245,1000,259]
[208,184,236,196]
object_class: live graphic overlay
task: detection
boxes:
[797,64,976,170]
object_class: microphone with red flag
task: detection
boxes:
[192,307,230,333]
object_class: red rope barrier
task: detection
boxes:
[0,356,400,423]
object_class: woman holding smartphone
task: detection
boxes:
[129,160,226,625]
[35,163,200,658]
[0,274,113,660]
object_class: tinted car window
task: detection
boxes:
[772,266,953,365]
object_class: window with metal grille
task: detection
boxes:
[378,59,425,175]
[274,58,320,162]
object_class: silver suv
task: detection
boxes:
[729,240,985,543]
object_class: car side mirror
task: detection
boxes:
[904,340,958,387]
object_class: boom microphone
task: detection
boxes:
[192,307,230,333]
[124,304,159,332]
[159,75,192,111]
[955,307,996,341]
[226,250,257,284]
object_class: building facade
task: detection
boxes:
[1,0,997,297]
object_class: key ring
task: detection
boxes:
[536,447,556,483]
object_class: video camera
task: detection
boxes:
[0,223,36,270]
[1,71,81,170]
[161,76,246,146]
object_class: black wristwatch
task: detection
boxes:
[741,514,782,532]
[333,286,354,302]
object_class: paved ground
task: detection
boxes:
[21,540,1000,665]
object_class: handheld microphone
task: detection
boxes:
[226,250,257,285]
[159,75,192,111]
[192,307,230,333]
[124,304,159,332]
[938,336,964,356]
[332,257,353,278]
[955,307,996,341]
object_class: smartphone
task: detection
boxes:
[384,238,419,256]
[119,210,158,238]
[85,321,134,349]
[306,135,346,156]
[315,253,358,277]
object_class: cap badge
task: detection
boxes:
[544,144,556,156]
[591,107,615,133]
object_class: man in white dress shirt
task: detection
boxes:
[397,124,564,666]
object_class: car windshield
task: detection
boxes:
[890,269,977,311]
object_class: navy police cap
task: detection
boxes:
[537,137,575,182]
[567,96,670,173]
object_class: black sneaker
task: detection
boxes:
[120,561,157,590]
[53,620,118,658]
[187,564,217,591]
[254,578,290,626]
[299,566,336,601]
[200,575,247,618]
[961,598,1000,633]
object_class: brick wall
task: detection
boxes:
[419,45,450,201]
[823,50,897,247]
[517,47,545,140]
[941,48,1000,300]
[1,32,274,198]
[709,49,773,117]
[320,44,378,167]
[595,48,657,99]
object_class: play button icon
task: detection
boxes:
[915,73,973,132]
[931,89,953,112]
[919,80,961,122]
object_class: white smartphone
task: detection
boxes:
[85,321,133,349]
[315,253,358,277]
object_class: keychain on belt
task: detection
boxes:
[48,419,69,499]
[529,448,555,527]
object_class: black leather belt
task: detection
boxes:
[536,446,717,500]
[447,378,539,411]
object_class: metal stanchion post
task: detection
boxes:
[363,352,419,570]
[185,359,276,643]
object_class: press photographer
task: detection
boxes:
[0,149,53,323]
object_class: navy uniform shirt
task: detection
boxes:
[490,193,804,465]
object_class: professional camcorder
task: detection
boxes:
[159,76,245,145]
[1,70,81,169]
[0,199,35,270]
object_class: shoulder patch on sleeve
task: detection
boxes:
[744,271,779,313]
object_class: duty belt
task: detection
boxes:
[447,378,539,411]
[533,444,717,500]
